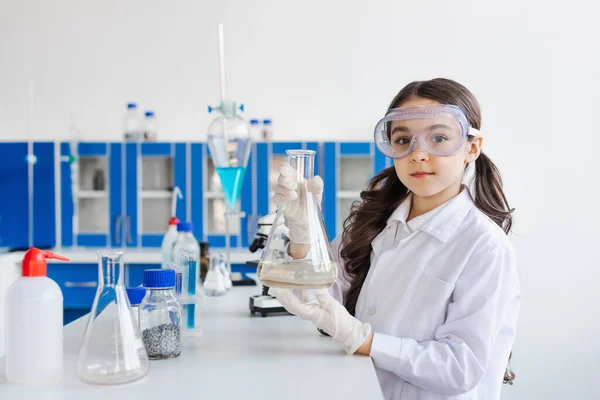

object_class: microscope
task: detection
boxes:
[248,213,291,317]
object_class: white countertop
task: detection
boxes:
[4,247,260,265]
[0,283,384,400]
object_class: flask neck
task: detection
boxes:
[289,152,315,181]
[98,252,123,288]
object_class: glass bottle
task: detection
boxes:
[257,150,338,289]
[76,251,149,385]
[139,269,182,360]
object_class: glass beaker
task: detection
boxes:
[139,269,182,360]
[257,150,338,289]
[76,251,149,385]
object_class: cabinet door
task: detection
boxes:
[70,143,111,247]
[323,142,376,240]
[109,142,124,247]
[137,142,187,247]
[240,143,256,248]
[0,142,29,249]
[32,142,56,247]
[190,143,206,245]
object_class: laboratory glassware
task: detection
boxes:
[139,269,182,360]
[76,251,149,385]
[206,23,252,276]
[257,150,338,289]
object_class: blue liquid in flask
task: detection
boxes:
[216,167,246,211]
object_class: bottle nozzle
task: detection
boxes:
[41,251,70,262]
[22,248,70,277]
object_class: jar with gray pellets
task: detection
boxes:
[139,269,182,359]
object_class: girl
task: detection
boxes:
[269,78,521,400]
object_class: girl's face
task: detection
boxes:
[392,97,482,198]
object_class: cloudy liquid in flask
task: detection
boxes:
[258,259,338,289]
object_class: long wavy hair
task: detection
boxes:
[340,78,516,384]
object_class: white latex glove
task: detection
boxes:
[272,163,324,244]
[269,287,372,355]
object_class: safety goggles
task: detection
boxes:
[374,104,479,159]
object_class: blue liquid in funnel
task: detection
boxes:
[216,167,247,211]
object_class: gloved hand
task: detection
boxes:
[269,287,372,355]
[272,163,324,244]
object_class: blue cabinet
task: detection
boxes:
[2,139,391,251]
[0,143,29,248]
[60,142,188,249]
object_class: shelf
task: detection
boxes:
[141,191,172,199]
[205,191,224,199]
[337,190,361,199]
[76,190,108,199]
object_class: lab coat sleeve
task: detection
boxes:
[369,244,521,395]
[328,236,352,305]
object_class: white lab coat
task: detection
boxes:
[330,186,521,400]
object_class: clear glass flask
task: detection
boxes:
[139,269,182,360]
[76,251,149,385]
[257,150,338,289]
[203,254,228,297]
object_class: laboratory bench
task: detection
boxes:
[0,284,384,400]
[0,247,260,327]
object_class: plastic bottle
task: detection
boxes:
[143,111,158,141]
[161,187,183,269]
[171,222,200,284]
[262,119,273,140]
[250,119,261,141]
[5,248,69,385]
[161,217,180,269]
[123,103,142,142]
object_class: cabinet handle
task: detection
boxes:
[65,281,97,288]
[115,215,122,244]
[125,215,132,244]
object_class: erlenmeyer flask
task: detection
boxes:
[206,100,252,212]
[76,251,149,385]
[204,254,228,297]
[257,150,338,289]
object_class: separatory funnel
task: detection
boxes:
[206,22,252,276]
[257,150,338,289]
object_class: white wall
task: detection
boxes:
[2,0,600,398]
